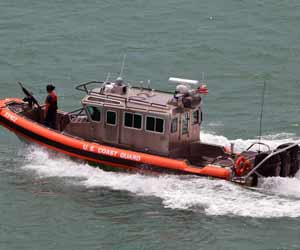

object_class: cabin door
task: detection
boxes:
[180,112,190,140]
[103,109,119,144]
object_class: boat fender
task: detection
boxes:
[235,156,252,176]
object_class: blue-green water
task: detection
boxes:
[1,1,300,249]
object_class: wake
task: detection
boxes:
[20,131,300,218]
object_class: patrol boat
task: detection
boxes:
[0,77,299,186]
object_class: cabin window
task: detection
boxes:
[133,114,142,129]
[200,111,203,124]
[171,118,178,133]
[146,116,164,133]
[124,112,133,127]
[192,110,199,125]
[156,118,164,133]
[124,112,142,129]
[146,117,155,131]
[106,111,117,125]
[182,113,189,134]
[86,106,101,122]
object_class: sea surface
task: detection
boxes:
[1,1,300,249]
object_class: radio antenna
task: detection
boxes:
[258,81,267,152]
[119,54,127,78]
[201,72,205,83]
[105,72,111,82]
[100,72,111,94]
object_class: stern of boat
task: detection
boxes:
[230,142,300,186]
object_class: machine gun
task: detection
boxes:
[17,81,41,109]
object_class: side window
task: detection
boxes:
[124,112,133,128]
[133,114,142,129]
[155,118,164,133]
[200,111,203,124]
[124,112,142,129]
[171,118,178,133]
[86,106,101,122]
[146,117,155,131]
[146,116,164,133]
[182,112,189,134]
[192,110,199,125]
[106,111,117,125]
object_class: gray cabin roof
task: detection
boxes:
[78,78,203,116]
[82,86,178,115]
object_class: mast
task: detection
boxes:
[258,81,266,152]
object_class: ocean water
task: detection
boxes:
[1,0,300,249]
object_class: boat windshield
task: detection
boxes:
[86,106,101,122]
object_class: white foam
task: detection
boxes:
[20,132,300,218]
[201,131,300,152]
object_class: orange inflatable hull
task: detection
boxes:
[0,98,231,180]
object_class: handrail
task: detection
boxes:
[246,142,271,152]
[87,91,128,102]
[244,143,299,178]
[75,81,105,94]
[66,107,84,115]
[128,97,168,109]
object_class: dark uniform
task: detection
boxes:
[45,85,58,129]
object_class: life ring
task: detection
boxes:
[235,156,252,176]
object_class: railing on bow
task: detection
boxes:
[75,81,105,94]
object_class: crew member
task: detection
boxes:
[45,84,58,129]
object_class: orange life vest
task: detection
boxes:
[45,91,58,113]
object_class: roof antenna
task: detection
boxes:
[119,54,127,78]
[147,79,151,89]
[100,72,111,93]
[105,72,111,82]
[201,72,205,84]
[258,81,267,152]
[140,81,144,90]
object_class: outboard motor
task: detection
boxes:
[232,142,300,186]
[290,144,300,176]
[254,152,281,177]
[250,143,299,178]
[277,143,300,177]
[278,148,291,177]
